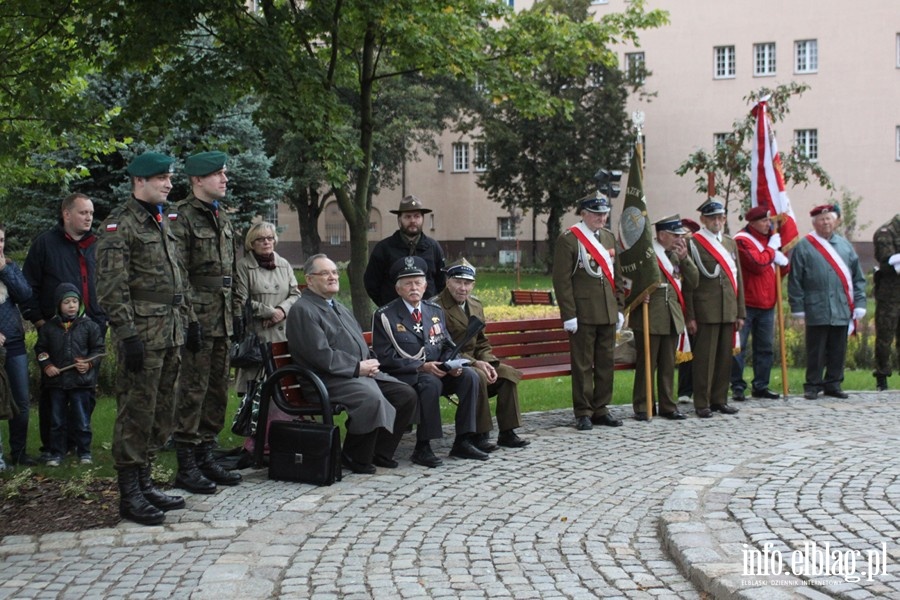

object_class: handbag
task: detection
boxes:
[229,296,262,368]
[231,380,262,437]
[268,420,342,486]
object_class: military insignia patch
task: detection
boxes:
[396,324,407,332]
[168,213,178,221]
[404,256,415,269]
[105,223,118,232]
[431,316,440,323]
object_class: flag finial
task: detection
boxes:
[631,111,645,136]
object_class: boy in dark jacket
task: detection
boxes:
[34,283,104,466]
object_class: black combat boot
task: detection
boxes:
[195,442,242,486]
[138,464,186,511]
[174,447,217,494]
[875,374,888,392]
[118,467,165,526]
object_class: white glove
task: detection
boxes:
[890,253,900,273]
[792,312,805,322]
[767,233,782,249]
[852,307,866,320]
[616,312,625,332]
[773,250,789,267]
[563,318,578,334]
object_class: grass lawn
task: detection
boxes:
[2,269,888,480]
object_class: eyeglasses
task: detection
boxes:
[308,270,339,278]
[253,236,276,243]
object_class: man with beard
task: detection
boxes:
[364,196,446,307]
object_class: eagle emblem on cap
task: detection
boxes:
[404,257,415,269]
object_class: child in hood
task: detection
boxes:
[35,283,104,466]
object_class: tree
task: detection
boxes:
[675,82,834,231]
[475,0,666,269]
[0,1,126,196]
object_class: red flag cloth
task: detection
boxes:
[751,100,799,250]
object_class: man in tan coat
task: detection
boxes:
[552,194,625,431]
[631,215,698,421]
[685,199,745,418]
[434,259,529,449]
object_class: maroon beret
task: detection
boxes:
[745,205,770,222]
[680,217,701,233]
[809,204,836,217]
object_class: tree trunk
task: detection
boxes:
[286,186,324,261]
[545,204,563,274]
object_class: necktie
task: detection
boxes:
[412,308,421,323]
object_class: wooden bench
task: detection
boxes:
[509,289,555,306]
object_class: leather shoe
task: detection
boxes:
[711,404,739,415]
[411,443,443,468]
[803,390,819,400]
[372,455,399,469]
[824,389,849,399]
[661,411,687,420]
[591,413,623,427]
[732,390,746,402]
[575,416,593,431]
[497,430,530,448]
[696,408,713,418]
[473,432,498,453]
[449,437,489,461]
[633,412,649,422]
[341,452,376,475]
[751,388,780,399]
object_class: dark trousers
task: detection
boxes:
[731,306,776,394]
[5,352,30,459]
[632,332,678,415]
[342,379,417,465]
[48,388,92,458]
[874,297,900,377]
[804,325,848,393]
[413,368,478,441]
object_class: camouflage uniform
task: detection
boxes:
[873,214,900,384]
[96,197,190,470]
[170,194,237,445]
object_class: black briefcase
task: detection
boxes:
[268,420,342,486]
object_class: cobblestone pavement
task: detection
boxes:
[1,391,898,599]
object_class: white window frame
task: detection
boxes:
[473,143,488,172]
[794,129,819,162]
[437,153,444,172]
[714,45,736,79]
[452,142,469,173]
[896,34,900,68]
[498,217,517,240]
[713,132,729,148]
[753,42,776,76]
[625,52,645,83]
[795,39,818,74]
[590,0,609,4]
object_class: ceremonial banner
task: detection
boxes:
[617,138,659,314]
[751,99,800,249]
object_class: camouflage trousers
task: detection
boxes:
[173,335,230,445]
[874,296,900,377]
[112,345,182,469]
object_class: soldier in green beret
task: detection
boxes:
[170,151,242,492]
[96,151,196,525]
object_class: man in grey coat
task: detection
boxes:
[286,254,416,473]
[788,204,866,399]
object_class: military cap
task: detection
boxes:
[654,214,689,235]
[578,193,611,214]
[681,217,701,234]
[127,152,175,178]
[391,256,427,281]
[697,198,726,216]
[810,204,837,217]
[390,195,432,215]
[184,151,227,177]
[445,258,476,281]
[745,205,770,222]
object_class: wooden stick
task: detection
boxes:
[642,300,653,419]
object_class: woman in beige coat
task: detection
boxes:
[233,222,302,394]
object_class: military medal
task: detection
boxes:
[414,323,423,333]
[412,307,423,333]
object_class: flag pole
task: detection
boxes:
[642,299,653,418]
[773,216,789,398]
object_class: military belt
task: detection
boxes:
[190,275,233,288]
[130,289,184,305]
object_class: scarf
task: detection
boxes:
[253,252,277,271]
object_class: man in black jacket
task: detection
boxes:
[22,193,107,465]
[364,196,447,307]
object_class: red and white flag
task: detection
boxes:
[751,99,799,250]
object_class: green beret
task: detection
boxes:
[184,151,228,177]
[127,152,175,178]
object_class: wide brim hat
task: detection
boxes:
[390,195,432,215]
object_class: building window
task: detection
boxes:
[498,217,517,240]
[713,133,729,148]
[437,153,444,172]
[625,52,645,84]
[794,129,818,162]
[452,142,469,172]
[324,202,347,245]
[590,0,609,4]
[754,42,776,76]
[795,39,818,73]
[896,126,900,160]
[473,143,488,172]
[896,34,900,68]
[714,46,736,79]
[265,202,279,227]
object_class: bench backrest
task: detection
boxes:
[510,290,555,306]
[484,317,568,369]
